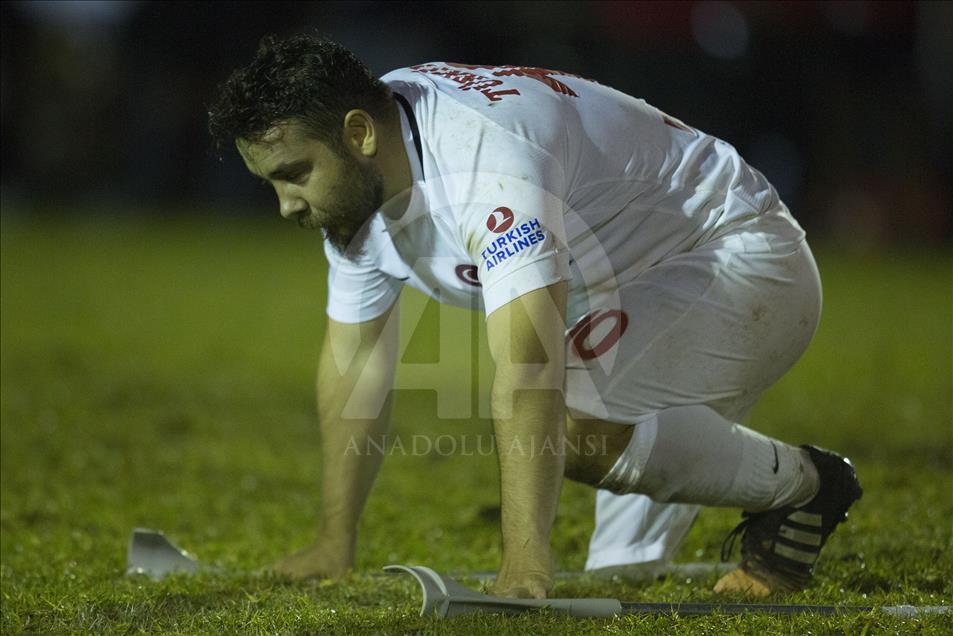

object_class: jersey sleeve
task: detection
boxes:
[447,133,572,317]
[324,237,402,324]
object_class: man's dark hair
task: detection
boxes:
[208,33,392,156]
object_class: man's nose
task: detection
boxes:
[279,193,307,220]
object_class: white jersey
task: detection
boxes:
[324,62,802,327]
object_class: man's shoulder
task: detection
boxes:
[384,63,572,169]
[383,62,597,107]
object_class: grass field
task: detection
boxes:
[1,213,951,634]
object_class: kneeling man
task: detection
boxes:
[208,34,862,599]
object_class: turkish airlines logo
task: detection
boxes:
[455,264,482,287]
[486,206,515,233]
[568,309,629,360]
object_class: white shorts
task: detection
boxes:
[575,208,823,569]
[566,208,821,426]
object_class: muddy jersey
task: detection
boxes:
[324,62,801,326]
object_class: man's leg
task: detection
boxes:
[565,219,853,592]
[564,415,700,576]
[585,491,698,576]
[589,403,860,596]
[571,406,819,577]
[584,399,770,576]
[596,405,820,510]
[582,396,764,575]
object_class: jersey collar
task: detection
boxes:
[378,91,429,230]
[393,92,424,182]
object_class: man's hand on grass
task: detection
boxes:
[491,547,555,598]
[267,539,353,580]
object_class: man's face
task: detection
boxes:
[238,121,383,258]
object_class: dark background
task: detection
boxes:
[2,0,950,248]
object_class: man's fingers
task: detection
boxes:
[263,545,351,581]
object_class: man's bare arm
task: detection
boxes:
[486,281,567,598]
[271,304,399,578]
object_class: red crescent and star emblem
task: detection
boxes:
[454,264,482,287]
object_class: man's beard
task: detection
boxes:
[313,150,384,261]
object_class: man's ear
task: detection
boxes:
[343,110,377,157]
